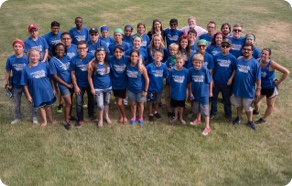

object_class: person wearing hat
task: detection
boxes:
[98,25,114,48]
[69,17,89,45]
[87,27,109,54]
[24,24,49,63]
[210,39,237,121]
[245,33,261,59]
[123,25,133,47]
[108,28,130,55]
[163,18,183,47]
[5,39,38,125]
[42,21,62,59]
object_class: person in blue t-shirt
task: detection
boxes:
[221,23,232,38]
[99,25,115,48]
[167,55,188,125]
[163,18,183,47]
[42,21,62,59]
[245,33,261,60]
[199,21,216,45]
[125,35,148,64]
[21,49,57,127]
[133,22,150,49]
[188,53,212,136]
[231,43,261,130]
[254,48,290,124]
[147,34,169,64]
[69,41,95,127]
[5,39,37,125]
[69,17,89,45]
[108,28,130,55]
[146,50,168,122]
[87,27,109,55]
[88,47,112,128]
[188,29,198,54]
[210,39,236,121]
[178,35,192,68]
[24,24,49,63]
[206,32,223,57]
[123,25,133,47]
[229,23,245,59]
[127,49,149,125]
[49,41,75,130]
[61,32,78,60]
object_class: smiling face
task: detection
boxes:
[90,32,99,42]
[188,18,196,28]
[55,44,65,58]
[246,37,254,44]
[261,49,270,61]
[133,37,142,49]
[193,60,202,70]
[77,43,88,58]
[96,50,106,62]
[13,43,24,55]
[233,26,242,39]
[242,45,253,58]
[207,23,215,35]
[130,51,139,64]
[137,24,145,35]
[29,29,38,39]
[61,34,72,47]
[153,36,162,48]
[114,48,124,60]
[75,18,83,28]
[180,38,188,49]
[197,44,207,54]
[154,21,161,31]
[29,50,40,64]
[215,34,223,45]
[114,32,123,42]
[124,28,132,37]
[51,26,60,35]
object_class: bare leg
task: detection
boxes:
[63,96,72,123]
[131,101,137,119]
[255,95,265,112]
[39,107,47,127]
[262,96,277,120]
[104,105,112,124]
[137,102,144,117]
[116,97,123,123]
[45,106,58,124]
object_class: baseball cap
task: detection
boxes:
[89,27,99,33]
[28,24,38,31]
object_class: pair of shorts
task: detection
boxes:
[113,89,126,99]
[192,101,209,117]
[35,97,56,109]
[60,87,74,97]
[128,90,146,102]
[230,94,253,112]
[261,87,278,98]
[147,91,162,103]
[171,99,185,108]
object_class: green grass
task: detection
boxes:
[0,0,292,185]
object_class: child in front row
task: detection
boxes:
[167,55,189,124]
[188,53,212,135]
[146,50,168,122]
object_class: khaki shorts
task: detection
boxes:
[192,101,209,117]
[230,94,253,112]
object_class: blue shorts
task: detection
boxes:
[60,87,74,97]
[128,90,146,103]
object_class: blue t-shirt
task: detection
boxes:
[69,27,89,44]
[189,43,197,54]
[92,63,111,89]
[253,46,261,59]
[163,28,183,47]
[123,35,133,47]
[69,53,94,88]
[133,33,150,49]
[125,47,148,64]
[167,67,189,101]
[260,59,276,89]
[42,32,62,56]
[146,62,168,93]
[20,62,55,108]
[206,45,222,57]
[98,36,114,48]
[24,36,49,61]
[199,34,213,45]
[232,57,261,99]
[213,53,237,84]
[188,66,212,105]
[108,55,129,90]
[188,52,214,70]
[66,44,78,60]
[49,56,72,90]
[147,47,169,64]
[229,36,245,58]
[108,42,130,56]
[87,39,109,54]
[5,54,28,88]
[126,62,144,93]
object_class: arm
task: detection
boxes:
[23,85,32,103]
[87,61,95,95]
[52,74,73,89]
[41,49,49,62]
[255,79,261,98]
[51,79,56,96]
[227,69,236,86]
[141,66,149,97]
[270,61,290,86]
[71,70,80,96]
[5,70,12,90]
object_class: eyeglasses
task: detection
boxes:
[30,30,38,33]
[198,45,206,48]
[243,48,252,51]
[221,45,230,48]
[233,29,242,32]
[96,47,105,51]
[62,38,71,40]
[78,47,87,50]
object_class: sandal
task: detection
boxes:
[190,119,201,125]
[105,118,112,124]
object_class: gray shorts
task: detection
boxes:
[192,101,209,117]
[60,87,73,97]
[147,92,162,103]
[230,94,253,112]
[128,90,146,102]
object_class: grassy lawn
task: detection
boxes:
[0,0,291,185]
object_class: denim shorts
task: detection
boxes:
[128,90,146,103]
[60,87,74,97]
[95,87,112,110]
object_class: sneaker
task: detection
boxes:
[247,121,257,130]
[83,102,88,108]
[149,115,154,122]
[89,116,98,122]
[253,110,260,115]
[130,117,136,125]
[11,119,21,125]
[64,122,70,130]
[202,127,211,136]
[190,119,201,125]
[138,116,144,125]
[255,118,266,124]
[32,117,38,124]
[75,120,84,128]
[232,116,242,125]
[123,99,128,106]
[69,116,77,121]
[57,104,63,113]
[154,112,161,119]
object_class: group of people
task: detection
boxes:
[4,16,290,135]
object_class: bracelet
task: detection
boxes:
[256,87,262,90]
[144,89,148,92]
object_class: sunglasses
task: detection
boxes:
[90,33,98,36]
[96,47,105,51]
[170,24,177,26]
[221,44,230,48]
[233,29,242,32]
[198,45,206,48]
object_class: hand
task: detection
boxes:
[91,88,95,95]
[5,84,11,90]
[255,89,261,98]
[75,86,81,96]
[141,91,147,97]
[53,89,57,96]
[67,83,73,89]
[227,79,232,86]
[27,95,33,103]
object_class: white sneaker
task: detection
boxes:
[123,99,128,105]
[32,117,38,124]
[11,119,21,125]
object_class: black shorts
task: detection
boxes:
[261,87,278,98]
[171,99,185,108]
[113,89,126,99]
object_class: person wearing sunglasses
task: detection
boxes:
[229,23,245,58]
[231,43,261,130]
[199,21,216,45]
[210,39,236,121]
[87,27,109,55]
[164,18,183,47]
